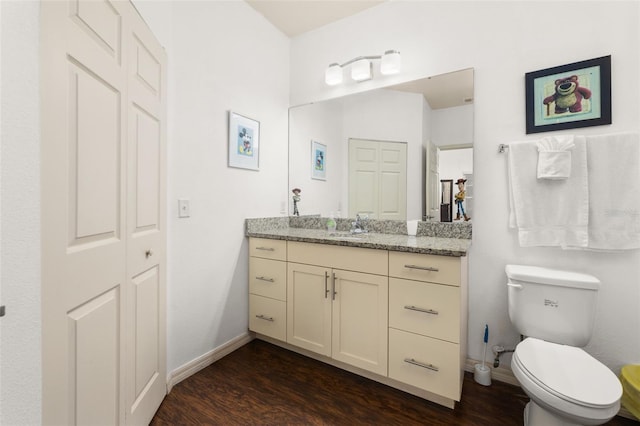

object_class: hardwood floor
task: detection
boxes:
[151,339,637,425]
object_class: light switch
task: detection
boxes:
[178,199,190,218]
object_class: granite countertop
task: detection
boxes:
[246,218,471,257]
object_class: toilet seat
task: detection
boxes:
[515,337,621,407]
[513,338,622,424]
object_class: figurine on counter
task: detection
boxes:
[292,188,301,216]
[454,178,470,221]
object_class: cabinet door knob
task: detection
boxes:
[324,272,330,299]
[332,272,337,300]
[145,249,153,258]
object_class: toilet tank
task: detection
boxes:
[506,264,600,347]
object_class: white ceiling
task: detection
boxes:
[245,0,473,109]
[245,0,385,37]
[389,68,474,110]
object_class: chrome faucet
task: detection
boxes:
[351,214,369,234]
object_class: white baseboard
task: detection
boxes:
[166,332,254,392]
[465,358,638,422]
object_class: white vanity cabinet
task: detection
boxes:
[248,238,287,341]
[247,235,468,409]
[387,251,468,401]
[287,241,388,376]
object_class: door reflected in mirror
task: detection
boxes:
[288,68,473,223]
[348,138,407,220]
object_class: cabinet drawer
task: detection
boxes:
[288,241,388,276]
[388,328,462,401]
[249,257,286,301]
[249,294,286,341]
[250,238,287,261]
[389,251,460,286]
[389,278,460,343]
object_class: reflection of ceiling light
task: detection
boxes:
[325,63,343,86]
[380,50,401,75]
[324,50,401,85]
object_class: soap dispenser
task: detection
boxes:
[327,213,337,232]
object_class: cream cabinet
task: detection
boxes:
[248,238,287,341]
[287,242,388,376]
[388,251,468,401]
[247,237,468,408]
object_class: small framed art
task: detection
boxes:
[311,140,326,180]
[228,111,260,170]
[525,55,611,134]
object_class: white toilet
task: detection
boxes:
[506,264,622,426]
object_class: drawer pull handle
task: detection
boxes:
[404,305,438,315]
[256,276,275,283]
[404,264,439,272]
[404,358,439,372]
[256,247,275,251]
[255,314,274,322]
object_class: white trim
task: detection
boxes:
[166,333,254,392]
[465,358,637,421]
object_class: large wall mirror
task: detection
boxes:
[288,68,474,224]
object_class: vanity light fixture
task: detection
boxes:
[351,58,372,81]
[325,50,401,86]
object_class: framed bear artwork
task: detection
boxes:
[525,55,611,134]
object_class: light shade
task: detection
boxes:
[380,50,401,75]
[325,63,343,85]
[351,59,372,81]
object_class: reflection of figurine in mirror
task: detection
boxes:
[292,188,302,216]
[454,178,470,221]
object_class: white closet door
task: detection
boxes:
[41,1,166,424]
[125,7,167,425]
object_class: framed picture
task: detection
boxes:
[228,111,260,170]
[311,140,326,180]
[525,55,611,134]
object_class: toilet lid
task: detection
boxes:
[515,338,622,407]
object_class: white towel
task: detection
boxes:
[584,132,640,250]
[508,137,589,247]
[536,135,575,180]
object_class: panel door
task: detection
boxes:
[332,270,388,376]
[427,142,440,221]
[125,8,167,426]
[287,263,332,356]
[41,1,128,424]
[348,138,407,220]
[41,1,166,424]
[348,139,378,218]
[379,142,407,220]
